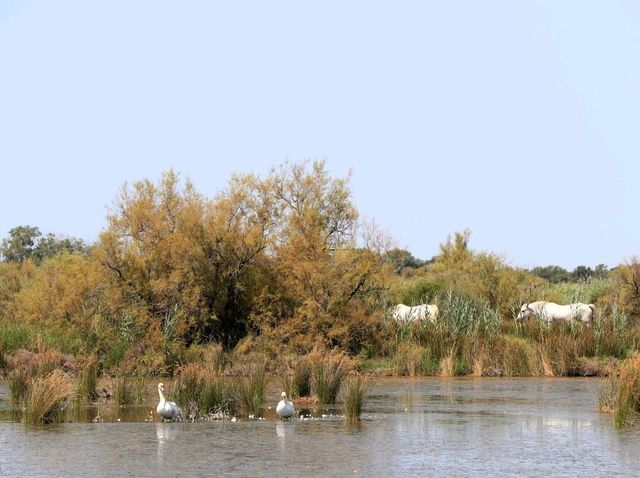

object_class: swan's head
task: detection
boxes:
[281,392,287,400]
[158,383,165,392]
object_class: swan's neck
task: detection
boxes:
[158,388,166,404]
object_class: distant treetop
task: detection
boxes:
[529,264,609,283]
[0,225,89,264]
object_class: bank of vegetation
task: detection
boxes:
[0,161,639,395]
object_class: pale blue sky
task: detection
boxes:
[0,1,638,270]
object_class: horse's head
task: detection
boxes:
[516,303,533,321]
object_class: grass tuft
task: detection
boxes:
[292,355,313,398]
[76,357,99,402]
[311,350,353,404]
[341,374,368,424]
[234,362,267,416]
[23,369,74,425]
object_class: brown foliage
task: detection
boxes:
[611,257,640,319]
[5,348,76,377]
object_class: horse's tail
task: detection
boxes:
[588,304,596,321]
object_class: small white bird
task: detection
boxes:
[157,383,182,421]
[276,391,295,419]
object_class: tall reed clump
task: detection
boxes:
[175,362,236,419]
[201,379,236,416]
[341,374,368,425]
[174,363,203,409]
[113,376,134,407]
[76,357,99,402]
[292,355,313,397]
[277,353,318,400]
[234,362,267,416]
[134,376,147,405]
[612,354,640,428]
[23,369,75,425]
[311,350,353,404]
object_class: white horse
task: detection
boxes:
[390,303,439,324]
[516,301,595,323]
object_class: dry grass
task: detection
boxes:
[23,369,75,425]
[538,346,555,377]
[439,348,455,377]
[394,343,435,376]
[5,348,74,378]
[499,336,538,376]
[472,348,487,377]
[201,343,227,374]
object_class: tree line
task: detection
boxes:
[0,161,638,375]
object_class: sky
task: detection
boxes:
[0,1,638,271]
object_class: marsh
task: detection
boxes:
[1,377,638,477]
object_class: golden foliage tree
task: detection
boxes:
[94,169,279,353]
[249,161,390,353]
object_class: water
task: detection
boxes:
[0,377,638,477]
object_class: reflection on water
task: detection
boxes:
[275,420,297,453]
[0,378,639,477]
[156,422,178,460]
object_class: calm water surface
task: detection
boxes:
[0,377,638,477]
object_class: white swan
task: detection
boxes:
[157,383,182,421]
[276,391,295,419]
